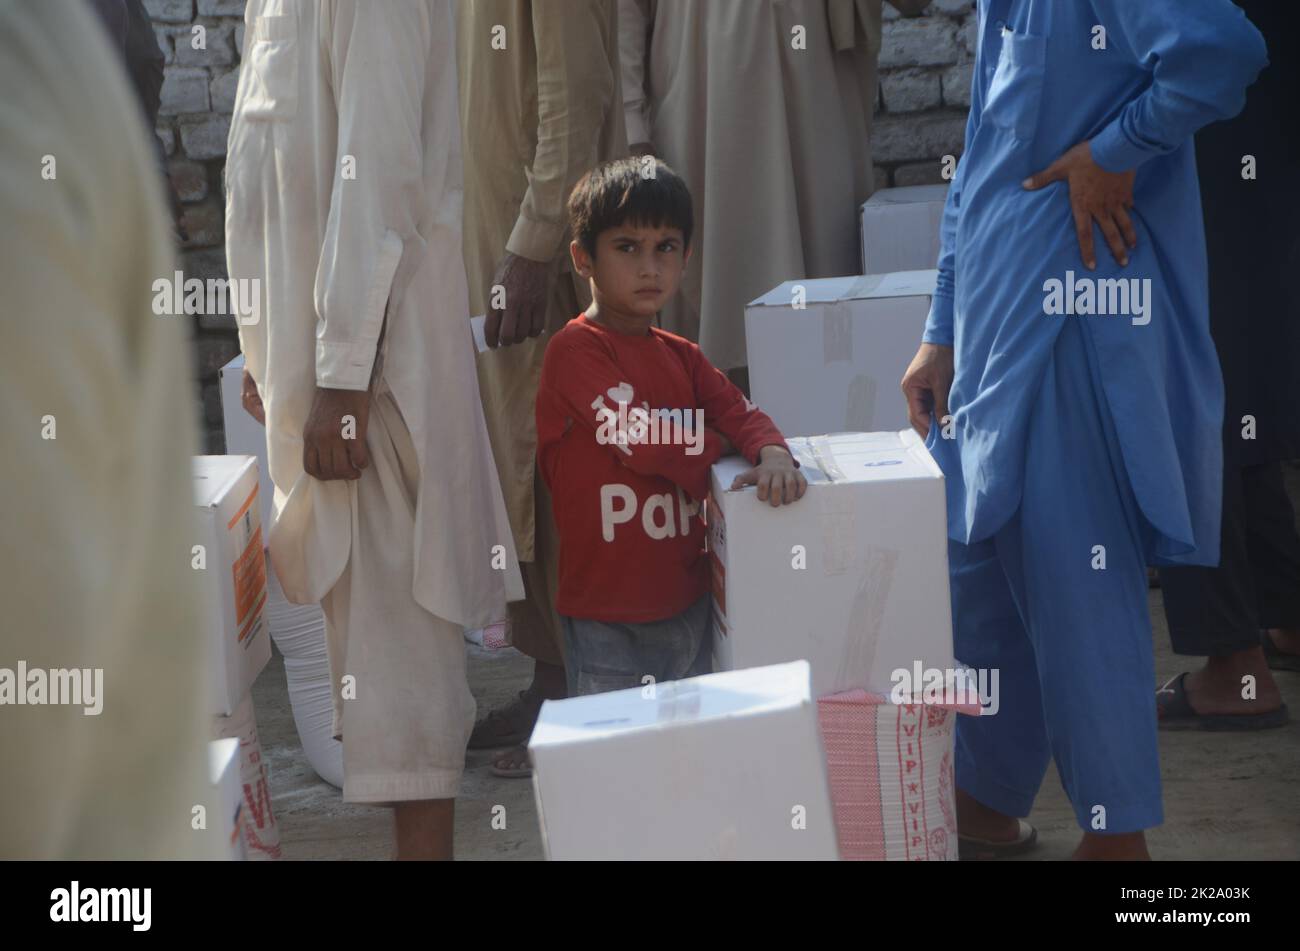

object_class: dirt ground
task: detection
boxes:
[252,471,1300,861]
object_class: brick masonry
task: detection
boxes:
[146,0,247,453]
[147,0,976,452]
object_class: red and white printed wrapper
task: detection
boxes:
[481,621,511,650]
[213,694,282,861]
[817,690,962,861]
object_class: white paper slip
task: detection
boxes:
[470,314,488,353]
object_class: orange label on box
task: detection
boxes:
[232,524,266,628]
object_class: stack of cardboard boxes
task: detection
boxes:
[194,454,279,859]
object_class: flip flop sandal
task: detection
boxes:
[468,689,542,750]
[958,819,1038,860]
[489,746,533,780]
[1156,672,1289,731]
[1261,630,1300,673]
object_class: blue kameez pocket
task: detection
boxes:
[983,31,1048,143]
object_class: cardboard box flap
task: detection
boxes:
[862,184,949,208]
[710,454,754,495]
[218,353,245,379]
[749,270,937,307]
[718,431,940,492]
[192,455,258,509]
[530,660,813,748]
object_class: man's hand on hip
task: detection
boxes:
[303,386,371,481]
[485,252,549,348]
[901,343,954,440]
[1023,140,1138,271]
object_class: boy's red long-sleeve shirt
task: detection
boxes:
[536,314,791,623]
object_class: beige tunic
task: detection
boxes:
[0,1,222,858]
[226,0,523,626]
[459,0,627,562]
[620,0,929,369]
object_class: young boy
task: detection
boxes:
[535,157,806,698]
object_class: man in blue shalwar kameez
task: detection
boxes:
[901,0,1266,860]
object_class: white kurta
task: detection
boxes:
[620,0,929,369]
[226,0,523,627]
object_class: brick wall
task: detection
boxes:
[146,0,975,452]
[876,0,975,187]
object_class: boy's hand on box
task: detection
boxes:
[730,445,806,507]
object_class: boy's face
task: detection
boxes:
[571,222,690,324]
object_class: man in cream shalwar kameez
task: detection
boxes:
[458,1,627,773]
[226,0,522,858]
[620,0,929,369]
[2,0,222,859]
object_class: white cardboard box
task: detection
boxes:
[529,660,838,860]
[219,355,275,531]
[860,184,949,274]
[208,738,246,860]
[194,455,271,716]
[709,431,953,698]
[745,270,936,438]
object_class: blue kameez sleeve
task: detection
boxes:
[1088,0,1267,172]
[923,22,987,348]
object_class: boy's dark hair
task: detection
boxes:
[567,156,693,258]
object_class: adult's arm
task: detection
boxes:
[1088,0,1267,173]
[618,0,653,147]
[507,0,619,264]
[313,0,435,390]
[922,25,985,347]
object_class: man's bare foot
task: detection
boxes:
[1073,831,1149,861]
[956,787,1021,842]
[1182,648,1283,716]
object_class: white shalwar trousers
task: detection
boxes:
[319,383,476,804]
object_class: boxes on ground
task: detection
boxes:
[745,270,936,437]
[208,738,246,860]
[709,430,953,699]
[860,184,948,274]
[194,455,270,716]
[529,661,838,860]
